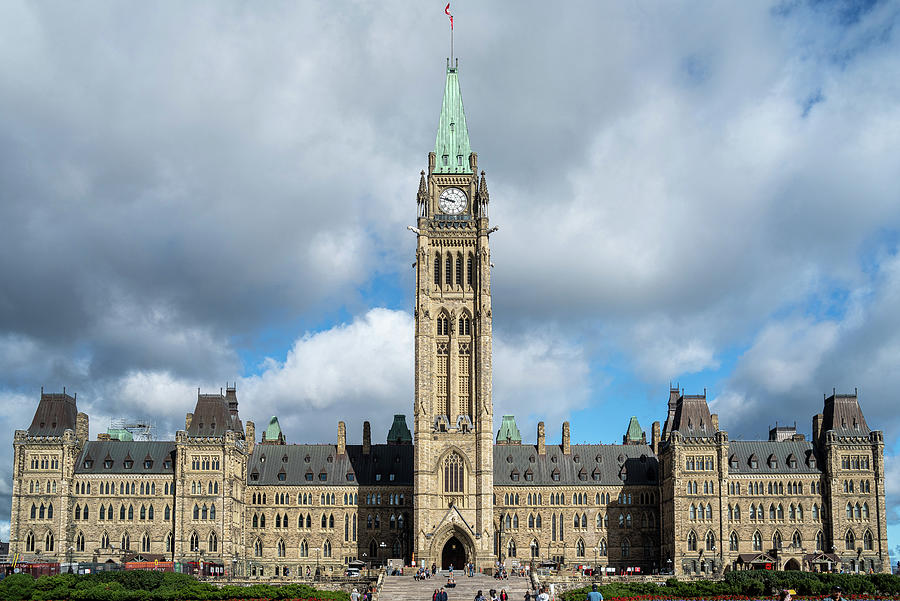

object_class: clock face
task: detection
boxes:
[439,187,467,215]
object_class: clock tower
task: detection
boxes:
[412,61,495,570]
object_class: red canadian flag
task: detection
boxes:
[445,3,453,30]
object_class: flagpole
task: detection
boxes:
[451,24,454,65]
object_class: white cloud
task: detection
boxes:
[492,328,592,435]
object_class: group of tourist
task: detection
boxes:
[473,589,511,601]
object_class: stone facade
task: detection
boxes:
[7,64,891,577]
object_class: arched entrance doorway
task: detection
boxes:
[784,558,801,570]
[441,536,466,570]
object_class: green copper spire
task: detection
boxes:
[624,416,644,444]
[496,415,522,444]
[387,414,412,444]
[434,63,472,174]
[263,416,284,443]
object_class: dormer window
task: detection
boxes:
[163,460,172,469]
[83,460,93,469]
[282,455,288,463]
[318,472,327,481]
[442,154,449,166]
[591,468,601,481]
[305,472,313,481]
[457,155,463,166]
[510,469,520,482]
[346,473,355,481]
[551,468,560,482]
[787,454,798,469]
[729,455,738,469]
[749,454,758,469]
[103,460,113,469]
[524,469,534,482]
[375,474,382,481]
[144,460,153,469]
[768,454,778,469]
[250,471,259,481]
[277,471,286,481]
[123,460,133,469]
[304,455,311,463]
[389,474,395,481]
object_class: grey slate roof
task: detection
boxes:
[822,394,871,438]
[187,393,242,437]
[28,393,78,437]
[247,444,413,486]
[727,440,822,475]
[75,441,176,475]
[670,395,714,438]
[494,444,658,486]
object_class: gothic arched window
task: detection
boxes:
[443,452,463,493]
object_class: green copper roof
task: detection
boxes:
[387,414,412,444]
[106,428,133,441]
[625,416,643,442]
[434,65,472,174]
[264,416,282,441]
[496,415,522,444]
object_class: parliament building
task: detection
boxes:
[8,63,890,577]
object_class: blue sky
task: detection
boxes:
[0,0,899,565]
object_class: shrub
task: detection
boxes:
[0,573,36,601]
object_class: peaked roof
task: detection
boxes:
[263,416,284,442]
[670,393,714,438]
[386,415,412,444]
[822,393,871,438]
[434,64,472,174]
[625,416,643,442]
[496,415,522,444]
[187,391,243,438]
[28,392,78,437]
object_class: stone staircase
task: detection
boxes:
[378,572,532,600]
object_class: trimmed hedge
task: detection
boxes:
[560,571,900,601]
[0,571,349,601]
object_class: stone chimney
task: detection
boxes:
[711,414,719,432]
[185,412,193,431]
[651,421,661,455]
[562,421,571,455]
[337,421,346,456]
[245,421,255,454]
[537,422,546,455]
[812,413,823,447]
[75,412,89,445]
[363,421,371,455]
